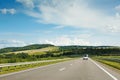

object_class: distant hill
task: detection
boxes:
[9,46,59,55]
[0,44,54,53]
[0,44,119,54]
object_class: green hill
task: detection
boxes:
[0,44,54,54]
[9,46,59,55]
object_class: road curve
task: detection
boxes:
[0,58,120,80]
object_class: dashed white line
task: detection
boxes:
[90,59,118,80]
[59,67,66,71]
[70,64,73,66]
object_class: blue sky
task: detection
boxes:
[0,0,120,48]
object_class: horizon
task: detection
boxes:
[0,0,120,48]
[0,43,119,49]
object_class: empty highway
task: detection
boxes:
[0,58,120,80]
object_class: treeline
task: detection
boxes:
[0,44,54,53]
[59,46,120,56]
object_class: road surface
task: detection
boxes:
[0,58,120,80]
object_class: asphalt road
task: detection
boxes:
[0,58,120,80]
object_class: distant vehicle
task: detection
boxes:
[83,54,88,60]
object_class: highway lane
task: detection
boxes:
[0,58,120,80]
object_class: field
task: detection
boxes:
[92,56,120,70]
[9,46,59,55]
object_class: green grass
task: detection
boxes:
[9,46,59,55]
[0,58,73,75]
[92,56,120,70]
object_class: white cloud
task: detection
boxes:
[115,5,120,11]
[39,34,120,46]
[0,8,7,14]
[39,36,101,46]
[105,24,120,33]
[0,8,16,14]
[116,12,120,19]
[16,0,34,9]
[0,40,26,48]
[16,0,120,33]
[8,9,16,14]
[34,0,103,28]
[54,26,65,29]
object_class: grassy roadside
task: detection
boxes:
[92,56,120,70]
[0,58,74,75]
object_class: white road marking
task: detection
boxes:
[59,67,66,71]
[70,64,73,66]
[90,59,118,80]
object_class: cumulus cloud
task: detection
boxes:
[16,0,120,33]
[0,40,26,48]
[39,36,101,46]
[105,24,120,33]
[0,8,16,14]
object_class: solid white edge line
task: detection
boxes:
[90,58,118,80]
